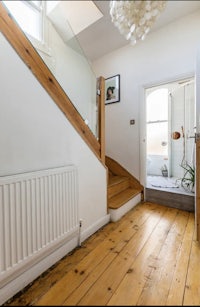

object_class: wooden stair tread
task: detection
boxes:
[108,175,129,187]
[108,187,141,209]
[108,175,130,199]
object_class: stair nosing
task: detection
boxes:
[108,187,141,209]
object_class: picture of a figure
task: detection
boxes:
[106,86,116,100]
[105,74,120,105]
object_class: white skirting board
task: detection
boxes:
[0,213,110,305]
[0,235,78,305]
[109,193,142,222]
[80,214,110,244]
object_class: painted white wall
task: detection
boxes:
[0,33,108,235]
[93,11,200,183]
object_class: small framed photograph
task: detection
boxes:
[105,74,120,105]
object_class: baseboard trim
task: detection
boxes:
[0,236,78,305]
[80,214,110,244]
[0,214,111,305]
[109,194,141,222]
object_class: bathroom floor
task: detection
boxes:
[146,175,194,196]
[146,175,195,211]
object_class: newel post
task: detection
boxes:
[97,76,105,164]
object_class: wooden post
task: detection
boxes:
[97,76,105,164]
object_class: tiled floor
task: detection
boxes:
[146,175,194,196]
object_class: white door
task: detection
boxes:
[195,46,200,241]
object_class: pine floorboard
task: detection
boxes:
[3,201,199,306]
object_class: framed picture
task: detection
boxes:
[105,74,120,105]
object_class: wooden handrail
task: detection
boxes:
[0,3,105,161]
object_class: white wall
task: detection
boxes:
[0,33,108,235]
[93,11,200,182]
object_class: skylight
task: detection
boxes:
[47,1,103,35]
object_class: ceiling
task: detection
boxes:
[76,1,200,62]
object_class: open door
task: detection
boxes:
[195,45,200,241]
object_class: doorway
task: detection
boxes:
[144,77,195,211]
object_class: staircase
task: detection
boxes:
[106,156,144,222]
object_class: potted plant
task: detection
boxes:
[179,161,195,193]
[161,164,168,177]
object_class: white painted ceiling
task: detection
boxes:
[76,1,200,62]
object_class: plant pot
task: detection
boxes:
[162,170,168,177]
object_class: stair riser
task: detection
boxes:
[108,179,130,199]
[109,193,141,222]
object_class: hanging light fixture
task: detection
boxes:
[110,0,167,45]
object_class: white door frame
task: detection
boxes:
[139,73,194,197]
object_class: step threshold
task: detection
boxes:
[108,188,141,210]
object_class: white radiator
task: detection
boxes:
[0,165,78,288]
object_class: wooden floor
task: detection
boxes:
[3,201,200,306]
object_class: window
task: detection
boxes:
[3,1,44,41]
[146,88,169,156]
